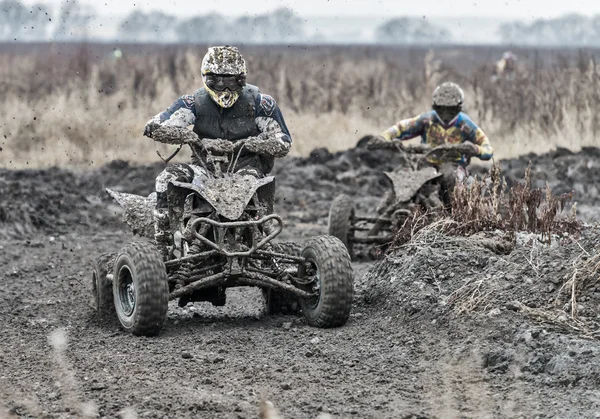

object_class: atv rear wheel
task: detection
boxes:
[263,241,302,315]
[113,242,169,336]
[328,194,355,257]
[298,236,354,328]
[91,252,116,317]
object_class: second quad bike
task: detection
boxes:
[328,142,478,258]
[90,129,354,336]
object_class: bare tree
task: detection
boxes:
[53,0,95,41]
[376,18,453,45]
[177,13,229,44]
[0,0,52,40]
[499,14,600,46]
[0,0,28,40]
[119,10,177,42]
[232,8,304,43]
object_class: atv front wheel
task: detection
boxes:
[298,236,354,328]
[91,252,116,317]
[328,194,355,257]
[113,242,169,336]
[263,241,302,315]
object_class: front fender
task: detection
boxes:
[106,189,155,239]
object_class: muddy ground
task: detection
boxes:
[1,145,600,418]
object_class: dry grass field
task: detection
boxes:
[1,43,599,168]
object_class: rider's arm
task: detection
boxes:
[144,95,196,136]
[463,118,493,160]
[245,94,292,158]
[380,113,429,141]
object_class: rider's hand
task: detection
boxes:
[233,139,246,151]
[462,142,481,156]
[366,135,391,150]
[143,120,160,138]
[441,142,480,157]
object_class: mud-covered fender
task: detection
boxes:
[384,167,442,203]
[106,189,155,239]
[171,174,274,221]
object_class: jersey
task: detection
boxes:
[381,110,493,165]
[152,90,291,146]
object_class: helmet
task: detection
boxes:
[502,51,517,61]
[432,82,464,124]
[201,46,247,108]
[432,82,464,108]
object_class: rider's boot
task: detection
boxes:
[153,208,171,259]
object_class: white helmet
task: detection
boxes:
[201,46,247,108]
[432,82,464,108]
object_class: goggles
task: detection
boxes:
[204,74,243,92]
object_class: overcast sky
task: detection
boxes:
[20,0,600,19]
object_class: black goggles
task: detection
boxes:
[204,74,243,92]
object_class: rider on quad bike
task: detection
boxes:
[144,46,292,258]
[368,82,494,206]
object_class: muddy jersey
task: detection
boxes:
[381,111,493,165]
[148,86,292,173]
[152,88,291,145]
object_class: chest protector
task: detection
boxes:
[193,84,260,140]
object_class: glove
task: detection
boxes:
[143,120,161,138]
[243,136,290,158]
[366,135,392,150]
[460,142,481,156]
[152,125,199,145]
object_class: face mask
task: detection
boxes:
[434,106,461,125]
[203,74,244,108]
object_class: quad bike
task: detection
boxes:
[328,141,478,258]
[90,132,354,336]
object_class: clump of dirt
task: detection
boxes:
[362,227,600,323]
[0,161,164,238]
[0,168,109,238]
[359,226,600,389]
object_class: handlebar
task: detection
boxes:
[422,143,479,160]
[368,138,477,159]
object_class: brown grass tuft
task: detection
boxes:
[390,162,581,249]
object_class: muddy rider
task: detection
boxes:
[369,82,493,205]
[143,46,292,257]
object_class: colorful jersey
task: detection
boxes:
[381,111,493,165]
[149,92,292,145]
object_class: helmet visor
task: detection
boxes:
[433,105,461,125]
[204,74,243,92]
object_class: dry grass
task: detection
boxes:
[1,44,599,169]
[391,162,581,249]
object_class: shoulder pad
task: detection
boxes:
[258,94,277,117]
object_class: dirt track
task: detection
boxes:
[2,146,600,418]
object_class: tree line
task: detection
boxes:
[2,0,600,45]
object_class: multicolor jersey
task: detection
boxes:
[148,92,292,145]
[381,111,493,165]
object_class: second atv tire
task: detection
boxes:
[91,252,117,317]
[299,236,354,328]
[113,242,169,336]
[328,194,355,257]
